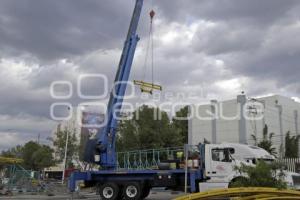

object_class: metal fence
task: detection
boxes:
[117,146,300,173]
[117,146,184,169]
[2,164,39,192]
[278,158,300,173]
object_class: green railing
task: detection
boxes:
[6,164,38,191]
[117,146,184,169]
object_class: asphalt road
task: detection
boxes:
[0,189,184,200]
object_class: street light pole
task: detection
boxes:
[61,106,73,184]
[62,129,69,184]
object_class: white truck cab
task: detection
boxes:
[199,143,300,192]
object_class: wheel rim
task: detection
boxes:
[103,186,114,199]
[126,185,137,198]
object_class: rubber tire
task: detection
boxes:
[99,182,119,200]
[141,187,151,199]
[123,182,142,200]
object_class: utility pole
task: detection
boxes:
[184,144,188,194]
[294,110,299,157]
[37,133,40,144]
[249,98,266,145]
[276,104,284,158]
[62,128,69,184]
[295,110,299,136]
[62,106,72,184]
[248,105,257,142]
[237,94,247,144]
[211,100,217,143]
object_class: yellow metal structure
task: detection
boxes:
[259,197,300,200]
[0,156,23,165]
[235,194,278,200]
[174,187,300,200]
[134,80,162,94]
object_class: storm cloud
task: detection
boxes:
[0,0,299,150]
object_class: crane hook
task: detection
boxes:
[150,10,155,20]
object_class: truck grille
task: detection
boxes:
[292,175,300,185]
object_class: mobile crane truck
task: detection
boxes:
[68,0,300,199]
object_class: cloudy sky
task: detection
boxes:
[0,0,299,150]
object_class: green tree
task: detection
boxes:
[31,145,54,170]
[172,106,188,144]
[285,131,299,158]
[1,145,23,158]
[117,120,140,152]
[251,125,277,156]
[117,105,182,151]
[3,141,55,170]
[53,128,78,168]
[1,142,54,170]
[22,141,41,169]
[231,160,287,189]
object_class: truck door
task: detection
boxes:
[207,148,234,177]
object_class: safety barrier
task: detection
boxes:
[174,187,300,200]
[0,158,39,192]
[117,148,300,172]
[277,158,300,173]
[117,146,184,169]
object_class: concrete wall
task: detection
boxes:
[189,104,212,144]
[188,94,300,156]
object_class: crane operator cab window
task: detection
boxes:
[211,148,234,163]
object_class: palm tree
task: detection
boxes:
[251,125,277,156]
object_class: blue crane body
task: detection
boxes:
[83,0,143,169]
[68,0,205,199]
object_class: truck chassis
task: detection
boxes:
[69,168,203,199]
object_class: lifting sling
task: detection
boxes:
[134,9,162,94]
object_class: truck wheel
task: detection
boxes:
[141,187,151,199]
[123,182,142,200]
[99,182,119,200]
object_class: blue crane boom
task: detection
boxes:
[84,0,144,169]
[69,3,206,197]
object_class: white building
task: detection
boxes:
[188,94,300,157]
